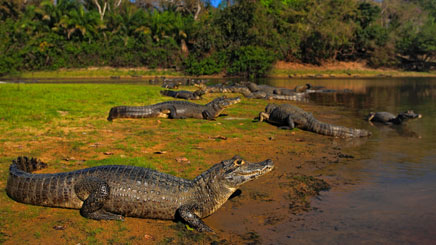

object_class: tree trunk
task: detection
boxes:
[181,39,189,57]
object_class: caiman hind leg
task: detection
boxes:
[74,177,123,221]
[177,204,213,232]
[168,106,187,119]
[157,109,171,118]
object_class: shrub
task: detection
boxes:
[0,55,19,76]
[227,46,276,78]
[183,52,227,76]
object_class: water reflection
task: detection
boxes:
[269,77,436,244]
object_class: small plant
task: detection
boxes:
[33,231,41,239]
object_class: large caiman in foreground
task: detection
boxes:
[259,103,371,138]
[107,96,240,121]
[6,156,273,232]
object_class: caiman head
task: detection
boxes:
[194,156,274,205]
[193,89,206,98]
[398,110,422,120]
[206,96,241,112]
[219,156,274,190]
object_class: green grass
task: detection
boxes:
[5,67,184,79]
[0,83,163,131]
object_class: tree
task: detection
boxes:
[397,18,436,70]
[300,0,359,64]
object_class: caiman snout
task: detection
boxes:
[260,159,274,172]
[240,159,274,177]
[225,97,241,106]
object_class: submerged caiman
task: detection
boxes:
[107,96,240,121]
[259,103,371,138]
[367,110,422,125]
[6,156,274,232]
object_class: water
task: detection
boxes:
[265,78,436,244]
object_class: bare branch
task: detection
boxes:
[194,0,201,20]
[93,0,107,20]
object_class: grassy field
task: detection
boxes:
[3,62,435,80]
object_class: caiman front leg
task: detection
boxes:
[258,112,269,122]
[278,116,295,130]
[202,110,216,120]
[286,115,295,129]
[177,204,213,232]
[74,177,123,221]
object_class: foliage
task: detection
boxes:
[396,18,436,70]
[0,0,435,77]
[227,45,276,77]
[183,51,227,75]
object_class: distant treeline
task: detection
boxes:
[1,0,435,77]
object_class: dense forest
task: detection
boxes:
[1,0,435,77]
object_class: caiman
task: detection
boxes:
[259,103,371,138]
[160,89,206,100]
[6,156,274,232]
[107,96,241,121]
[367,110,422,125]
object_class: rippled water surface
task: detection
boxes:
[266,77,436,244]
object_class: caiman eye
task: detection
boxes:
[233,159,245,166]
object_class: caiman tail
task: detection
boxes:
[267,94,308,102]
[6,157,80,209]
[107,106,166,121]
[306,117,371,138]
